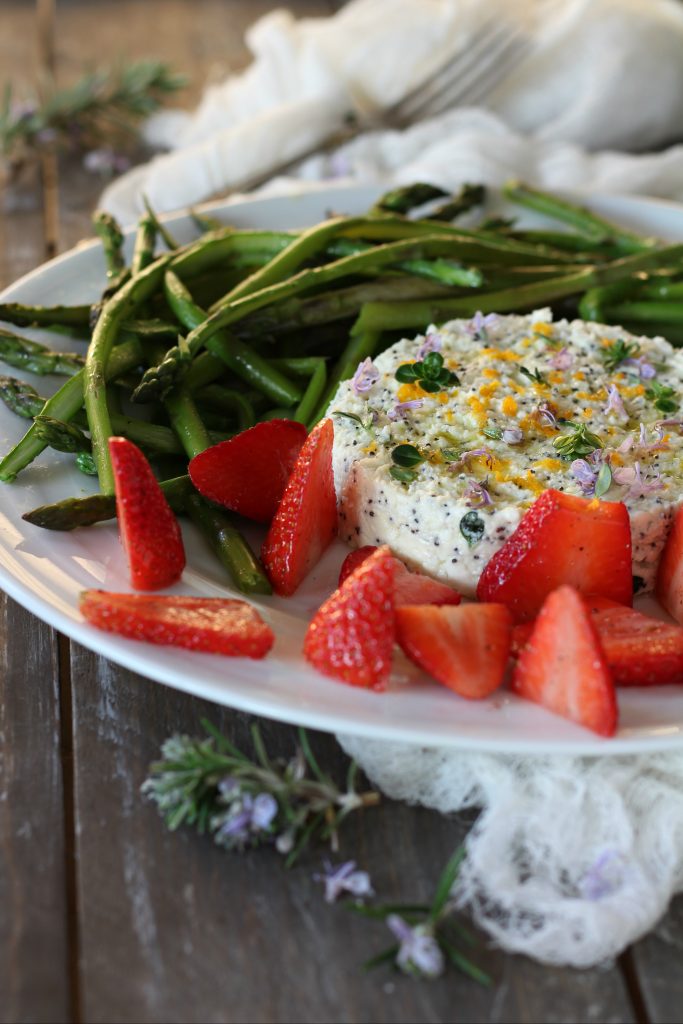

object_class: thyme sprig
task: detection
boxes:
[1,60,185,179]
[142,720,379,866]
[552,422,604,460]
[601,338,639,372]
[395,352,460,393]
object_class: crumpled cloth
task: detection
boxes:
[99,0,683,970]
[101,0,683,224]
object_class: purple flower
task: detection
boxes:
[417,332,442,359]
[580,850,627,900]
[448,448,493,472]
[388,399,424,421]
[463,478,492,507]
[466,311,498,340]
[623,356,656,380]
[214,787,278,849]
[537,402,557,428]
[316,860,374,904]
[502,426,523,445]
[351,357,380,395]
[612,461,664,498]
[571,459,598,495]
[387,916,444,980]
[549,347,573,371]
[604,384,628,422]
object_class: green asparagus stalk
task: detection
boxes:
[22,474,193,530]
[33,415,91,453]
[429,183,487,222]
[373,182,449,213]
[92,210,125,280]
[0,376,46,418]
[131,215,158,275]
[0,302,91,329]
[185,494,272,595]
[0,329,84,375]
[143,194,180,250]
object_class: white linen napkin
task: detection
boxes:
[99,0,683,969]
[101,0,683,224]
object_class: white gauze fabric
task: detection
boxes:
[338,737,683,968]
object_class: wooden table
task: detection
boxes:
[1,3,682,1021]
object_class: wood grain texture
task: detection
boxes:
[68,644,636,1024]
[629,899,683,1024]
[0,596,69,1024]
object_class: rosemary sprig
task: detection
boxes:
[1,61,186,179]
[142,720,380,866]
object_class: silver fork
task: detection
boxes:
[211,15,531,198]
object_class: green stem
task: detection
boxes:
[185,494,272,595]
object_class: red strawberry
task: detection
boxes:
[109,436,185,590]
[262,418,337,596]
[476,489,632,622]
[188,419,307,523]
[512,595,683,686]
[303,545,394,689]
[656,504,683,623]
[396,603,512,699]
[512,585,617,736]
[80,591,273,658]
[339,546,461,606]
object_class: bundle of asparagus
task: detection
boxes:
[1,181,681,594]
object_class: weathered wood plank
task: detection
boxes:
[0,596,69,1024]
[628,899,683,1024]
[69,644,635,1024]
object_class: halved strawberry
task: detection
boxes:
[188,419,307,523]
[512,585,617,736]
[656,505,683,623]
[476,489,632,622]
[109,436,185,590]
[339,546,461,606]
[80,591,274,658]
[262,418,337,596]
[303,545,394,689]
[396,603,511,699]
[512,595,683,686]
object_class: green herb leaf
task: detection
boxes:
[395,363,420,383]
[430,848,465,921]
[391,443,424,468]
[552,423,604,460]
[441,448,462,462]
[646,380,678,414]
[482,426,503,440]
[601,338,639,372]
[394,354,459,393]
[594,461,612,498]
[333,410,374,433]
[460,510,485,547]
[389,465,419,484]
[520,365,546,385]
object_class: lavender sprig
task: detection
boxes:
[142,721,379,866]
[349,849,491,985]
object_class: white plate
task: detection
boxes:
[3,183,683,755]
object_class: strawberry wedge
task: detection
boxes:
[262,418,337,596]
[189,419,307,523]
[514,595,683,687]
[80,591,274,658]
[477,489,632,622]
[396,603,511,698]
[304,545,395,689]
[657,503,683,624]
[109,436,185,590]
[339,545,461,606]
[512,585,618,736]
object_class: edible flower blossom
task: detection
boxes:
[604,384,628,422]
[502,426,524,445]
[537,402,557,428]
[214,786,278,849]
[417,331,442,359]
[387,916,445,980]
[315,860,374,904]
[463,478,492,508]
[466,311,498,340]
[548,346,573,371]
[571,458,599,495]
[623,356,657,380]
[388,398,424,421]
[351,357,380,394]
[580,849,628,901]
[448,448,494,471]
[612,461,664,498]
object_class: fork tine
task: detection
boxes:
[385,20,528,129]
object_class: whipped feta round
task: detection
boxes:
[329,309,683,596]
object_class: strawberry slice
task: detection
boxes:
[396,603,512,699]
[262,418,337,596]
[80,590,273,658]
[514,596,683,687]
[512,585,617,736]
[188,419,307,523]
[339,546,461,606]
[476,489,632,622]
[109,436,185,590]
[303,545,394,689]
[656,504,683,624]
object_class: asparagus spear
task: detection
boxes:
[33,415,91,453]
[131,215,158,275]
[0,329,84,375]
[23,474,193,530]
[428,183,487,222]
[92,210,125,280]
[143,194,180,251]
[0,302,91,329]
[185,494,272,595]
[0,376,46,418]
[373,182,449,213]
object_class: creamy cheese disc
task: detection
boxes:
[329,309,683,597]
